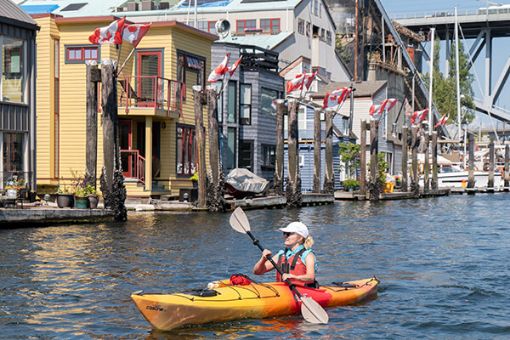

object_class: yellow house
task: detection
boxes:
[33,14,215,198]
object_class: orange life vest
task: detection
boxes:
[276,247,308,286]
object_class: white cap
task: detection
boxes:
[279,221,309,238]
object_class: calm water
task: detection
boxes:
[1,195,510,339]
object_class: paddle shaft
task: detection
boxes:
[246,230,304,298]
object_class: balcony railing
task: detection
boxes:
[120,150,145,184]
[118,76,185,116]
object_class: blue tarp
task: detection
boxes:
[20,4,60,14]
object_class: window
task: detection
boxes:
[65,45,98,64]
[306,22,311,37]
[207,21,217,34]
[238,140,253,170]
[313,0,319,16]
[197,21,208,31]
[236,19,256,33]
[298,19,305,35]
[261,144,276,169]
[239,84,251,125]
[3,133,23,173]
[60,3,87,11]
[320,28,325,41]
[298,106,307,130]
[224,127,237,171]
[260,87,278,115]
[227,81,237,123]
[177,51,206,101]
[260,18,280,34]
[176,125,196,176]
[326,31,332,45]
[2,37,25,103]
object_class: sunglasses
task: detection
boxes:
[283,232,294,237]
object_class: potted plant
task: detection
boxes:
[56,184,74,208]
[74,185,90,209]
[5,177,25,198]
[342,179,360,192]
[190,171,199,188]
[86,184,99,209]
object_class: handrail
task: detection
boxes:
[120,149,145,184]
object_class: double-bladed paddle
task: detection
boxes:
[229,207,329,324]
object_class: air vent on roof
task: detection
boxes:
[60,3,87,11]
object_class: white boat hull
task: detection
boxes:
[420,171,503,189]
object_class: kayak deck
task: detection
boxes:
[131,277,379,331]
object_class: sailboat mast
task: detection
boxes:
[428,27,435,135]
[455,7,462,142]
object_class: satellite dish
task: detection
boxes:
[215,19,230,38]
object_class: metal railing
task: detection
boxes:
[120,150,145,184]
[118,76,185,116]
[392,7,510,20]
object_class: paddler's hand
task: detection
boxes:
[261,249,272,261]
[282,273,294,281]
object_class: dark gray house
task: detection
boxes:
[0,0,38,192]
[212,42,284,180]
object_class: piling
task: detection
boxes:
[431,132,438,190]
[206,89,224,211]
[505,144,510,190]
[324,110,334,194]
[468,133,475,189]
[401,125,408,192]
[313,107,322,193]
[369,120,379,201]
[86,64,99,188]
[411,127,419,196]
[423,133,430,194]
[274,100,285,195]
[488,138,495,190]
[360,120,368,197]
[193,87,207,209]
[286,99,302,206]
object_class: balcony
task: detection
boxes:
[118,76,185,118]
[120,149,145,184]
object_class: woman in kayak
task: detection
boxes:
[253,221,318,287]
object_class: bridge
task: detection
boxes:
[394,8,510,123]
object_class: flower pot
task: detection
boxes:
[57,194,74,208]
[74,196,90,209]
[6,189,17,198]
[88,195,99,209]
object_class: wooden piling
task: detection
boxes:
[86,64,99,188]
[411,127,419,196]
[286,99,302,206]
[468,133,475,189]
[369,120,379,201]
[274,100,285,195]
[324,110,334,194]
[206,89,224,211]
[505,144,510,190]
[193,87,207,209]
[431,132,438,190]
[423,133,430,194]
[401,126,408,192]
[360,120,367,197]
[313,107,322,193]
[488,138,494,189]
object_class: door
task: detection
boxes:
[136,51,162,107]
[119,120,133,178]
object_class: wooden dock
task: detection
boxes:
[301,193,335,206]
[226,196,287,210]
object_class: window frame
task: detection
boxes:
[239,83,252,125]
[64,45,99,64]
[298,18,305,35]
[260,87,279,116]
[236,19,256,33]
[261,144,276,170]
[177,50,206,102]
[176,124,196,177]
[261,18,281,34]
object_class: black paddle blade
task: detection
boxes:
[229,207,251,234]
[300,296,329,324]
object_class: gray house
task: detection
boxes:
[0,0,38,192]
[212,42,284,180]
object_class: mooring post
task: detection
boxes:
[324,110,334,194]
[313,107,322,193]
[411,127,419,196]
[505,144,510,190]
[193,86,207,209]
[401,125,408,192]
[286,99,302,206]
[86,63,99,189]
[360,120,367,197]
[206,88,224,211]
[423,133,430,194]
[468,133,475,189]
[274,99,285,196]
[431,131,438,191]
[488,138,495,189]
[369,120,379,201]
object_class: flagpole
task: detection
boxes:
[117,47,136,75]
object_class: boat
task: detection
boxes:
[419,164,503,189]
[131,276,379,331]
[224,168,269,199]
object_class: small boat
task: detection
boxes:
[224,168,269,199]
[131,277,379,331]
[419,165,503,189]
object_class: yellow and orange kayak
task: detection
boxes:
[131,277,379,331]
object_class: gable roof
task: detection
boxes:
[0,0,38,30]
[313,80,387,98]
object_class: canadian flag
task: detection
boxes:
[208,54,230,82]
[379,98,398,113]
[323,87,351,109]
[89,18,126,45]
[228,57,242,76]
[410,109,429,125]
[122,23,151,47]
[286,74,305,93]
[303,71,318,90]
[369,104,382,117]
[434,115,448,128]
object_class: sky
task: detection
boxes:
[381,0,510,131]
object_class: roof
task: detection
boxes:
[315,80,387,98]
[219,31,292,50]
[19,0,127,18]
[0,0,38,29]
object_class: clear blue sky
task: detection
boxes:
[382,0,510,129]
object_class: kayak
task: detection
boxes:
[131,276,379,331]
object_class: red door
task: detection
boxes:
[119,120,133,178]
[136,51,162,107]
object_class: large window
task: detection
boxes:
[227,81,237,123]
[65,45,98,64]
[176,125,196,176]
[224,127,236,171]
[3,133,23,173]
[261,18,281,34]
[238,140,253,171]
[2,36,25,103]
[177,51,206,101]
[261,144,276,169]
[239,84,251,125]
[298,19,305,35]
[260,87,279,116]
[236,19,256,33]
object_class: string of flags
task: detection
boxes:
[88,18,151,47]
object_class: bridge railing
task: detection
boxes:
[392,7,510,20]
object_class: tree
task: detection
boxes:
[339,142,360,179]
